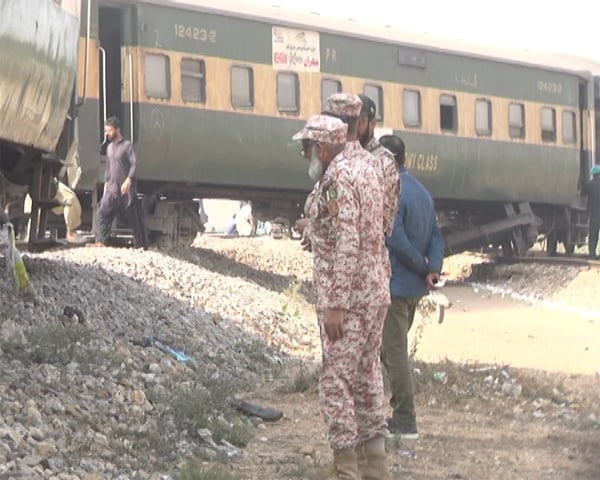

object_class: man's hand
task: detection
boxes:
[426,272,441,290]
[120,177,132,195]
[323,308,345,341]
[295,218,309,235]
[296,219,312,251]
[300,233,312,252]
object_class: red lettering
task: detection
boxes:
[273,52,287,64]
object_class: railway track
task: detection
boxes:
[492,253,600,269]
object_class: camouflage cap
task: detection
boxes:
[324,93,363,118]
[292,114,347,144]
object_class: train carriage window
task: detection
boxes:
[509,103,525,139]
[403,89,421,127]
[440,94,457,132]
[231,66,254,108]
[562,110,577,144]
[277,72,299,113]
[322,79,342,111]
[144,53,170,99]
[181,58,206,103]
[363,84,384,121]
[475,99,492,136]
[541,107,556,143]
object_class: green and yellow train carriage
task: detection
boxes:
[74,0,600,253]
[0,0,80,246]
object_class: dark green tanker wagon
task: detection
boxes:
[0,0,81,249]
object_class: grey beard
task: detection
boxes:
[308,154,324,182]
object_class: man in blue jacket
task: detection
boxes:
[378,135,444,440]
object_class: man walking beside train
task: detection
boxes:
[89,116,148,249]
[583,164,600,259]
[292,114,392,480]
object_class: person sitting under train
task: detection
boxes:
[224,201,253,236]
[23,179,84,244]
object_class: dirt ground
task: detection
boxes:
[415,284,600,375]
[201,240,600,480]
[233,296,600,479]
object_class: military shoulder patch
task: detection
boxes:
[325,186,339,216]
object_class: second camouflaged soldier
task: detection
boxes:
[292,114,391,480]
[357,93,400,236]
[324,93,391,238]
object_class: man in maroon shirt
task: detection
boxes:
[90,116,147,248]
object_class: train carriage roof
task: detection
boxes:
[150,0,600,77]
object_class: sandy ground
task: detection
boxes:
[414,284,600,375]
[236,282,600,480]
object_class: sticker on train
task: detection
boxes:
[272,26,320,72]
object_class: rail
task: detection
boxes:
[492,254,600,269]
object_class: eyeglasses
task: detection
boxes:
[299,140,317,158]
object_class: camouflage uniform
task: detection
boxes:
[293,114,390,450]
[324,94,393,237]
[364,137,400,237]
[324,93,392,277]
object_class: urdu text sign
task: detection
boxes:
[272,26,320,72]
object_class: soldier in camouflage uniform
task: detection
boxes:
[323,93,388,238]
[292,114,391,480]
[357,93,401,237]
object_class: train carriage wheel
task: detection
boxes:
[546,232,558,257]
[564,242,575,255]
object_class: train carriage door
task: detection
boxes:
[98,4,136,143]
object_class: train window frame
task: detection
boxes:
[541,107,557,143]
[277,72,300,114]
[321,78,342,111]
[403,89,421,128]
[440,94,458,133]
[508,102,525,139]
[363,84,384,121]
[181,57,206,104]
[562,110,577,145]
[231,65,254,109]
[144,53,171,100]
[475,98,492,136]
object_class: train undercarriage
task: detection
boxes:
[62,181,306,248]
[4,165,589,258]
[0,143,72,251]
[439,200,588,258]
[73,190,588,258]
